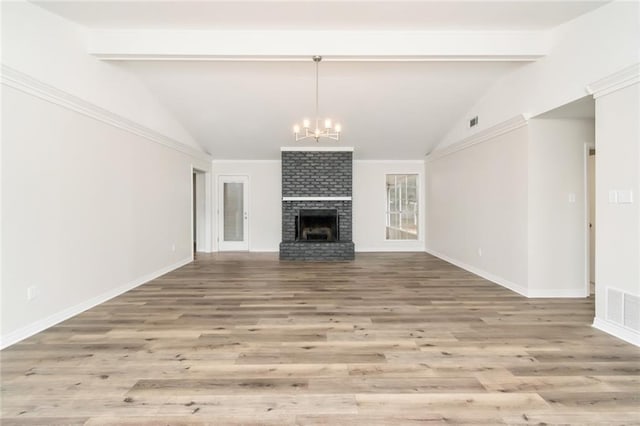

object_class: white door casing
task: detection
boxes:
[587,152,596,287]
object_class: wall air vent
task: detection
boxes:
[608,287,640,333]
[469,116,479,128]
[623,293,640,331]
[607,288,624,324]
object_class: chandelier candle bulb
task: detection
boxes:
[303,119,310,128]
[335,124,341,132]
[293,124,300,133]
[325,119,332,129]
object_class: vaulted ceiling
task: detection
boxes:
[32,1,609,159]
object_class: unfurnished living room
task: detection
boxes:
[1,0,640,424]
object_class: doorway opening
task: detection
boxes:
[533,95,595,300]
[192,167,209,257]
[193,172,197,252]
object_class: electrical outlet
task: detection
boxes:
[27,286,38,301]
[171,244,176,252]
[478,248,483,257]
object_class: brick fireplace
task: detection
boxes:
[279,147,355,261]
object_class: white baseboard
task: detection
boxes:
[425,248,528,297]
[356,247,425,252]
[210,249,279,253]
[0,257,192,350]
[528,288,588,298]
[593,318,640,347]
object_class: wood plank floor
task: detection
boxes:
[2,252,639,425]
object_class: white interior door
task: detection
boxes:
[218,176,249,251]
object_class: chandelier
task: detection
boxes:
[293,56,341,142]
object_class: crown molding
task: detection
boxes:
[586,63,640,99]
[212,159,281,164]
[426,113,531,162]
[355,159,425,164]
[1,64,211,161]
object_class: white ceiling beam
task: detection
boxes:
[87,30,551,61]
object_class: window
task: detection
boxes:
[386,174,418,240]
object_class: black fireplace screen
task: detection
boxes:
[296,209,339,242]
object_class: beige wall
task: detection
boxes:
[426,125,529,295]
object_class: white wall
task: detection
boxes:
[438,0,639,151]
[593,81,640,344]
[426,119,597,298]
[528,118,594,297]
[426,125,530,295]
[1,85,210,347]
[212,161,282,252]
[210,160,427,252]
[1,0,200,151]
[425,0,639,344]
[1,0,213,348]
[354,161,425,252]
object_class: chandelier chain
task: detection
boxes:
[315,57,319,130]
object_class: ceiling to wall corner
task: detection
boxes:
[31,0,610,159]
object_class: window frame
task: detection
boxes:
[385,173,419,241]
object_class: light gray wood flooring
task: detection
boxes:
[1,253,639,425]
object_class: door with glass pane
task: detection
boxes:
[218,176,249,251]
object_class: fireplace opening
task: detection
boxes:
[296,209,339,242]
